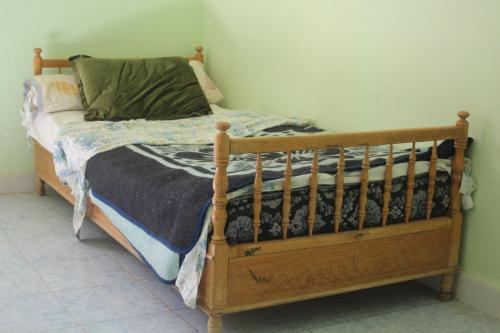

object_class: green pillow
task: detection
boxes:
[70,56,212,121]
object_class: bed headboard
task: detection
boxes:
[32,46,205,75]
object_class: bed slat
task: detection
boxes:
[358,145,370,230]
[334,147,345,233]
[253,153,263,243]
[426,140,438,219]
[404,143,417,223]
[307,149,319,236]
[382,144,394,226]
[281,151,293,240]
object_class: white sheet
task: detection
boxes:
[28,110,85,153]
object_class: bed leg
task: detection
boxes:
[35,176,46,196]
[207,314,223,333]
[440,273,455,301]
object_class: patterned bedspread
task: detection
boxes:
[86,123,459,252]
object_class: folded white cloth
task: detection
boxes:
[189,60,224,104]
[461,157,477,210]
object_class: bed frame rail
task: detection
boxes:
[33,47,205,75]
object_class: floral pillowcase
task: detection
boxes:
[23,74,84,114]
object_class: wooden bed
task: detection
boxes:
[32,47,470,333]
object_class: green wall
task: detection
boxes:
[203,0,500,288]
[0,0,202,175]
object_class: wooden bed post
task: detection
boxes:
[205,122,231,333]
[33,48,46,196]
[33,48,43,75]
[440,111,470,301]
[194,46,204,63]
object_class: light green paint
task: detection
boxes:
[202,0,500,287]
[0,0,202,175]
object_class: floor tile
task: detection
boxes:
[0,231,28,267]
[84,312,195,333]
[14,233,110,263]
[0,215,74,241]
[44,192,75,218]
[44,192,109,240]
[55,280,169,324]
[0,293,76,332]
[139,278,187,310]
[105,241,156,281]
[392,301,500,333]
[223,308,311,333]
[0,263,50,298]
[274,291,377,329]
[343,282,440,314]
[33,255,131,291]
[309,313,419,333]
[175,307,209,332]
[0,193,64,221]
[37,326,86,333]
[176,306,312,333]
[78,219,111,240]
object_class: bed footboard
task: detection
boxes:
[199,112,469,332]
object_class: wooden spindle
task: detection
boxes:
[404,142,417,223]
[358,145,369,230]
[307,149,319,236]
[426,140,438,219]
[334,147,345,233]
[281,151,293,240]
[381,144,394,226]
[252,154,263,243]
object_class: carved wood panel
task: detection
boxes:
[227,228,451,307]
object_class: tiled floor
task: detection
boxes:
[0,192,499,333]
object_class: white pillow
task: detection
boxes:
[23,74,83,113]
[189,60,224,104]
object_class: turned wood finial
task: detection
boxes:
[216,121,230,132]
[455,111,469,147]
[195,46,204,63]
[33,48,43,75]
[457,111,470,121]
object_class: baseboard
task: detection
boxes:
[0,173,35,194]
[418,273,500,320]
